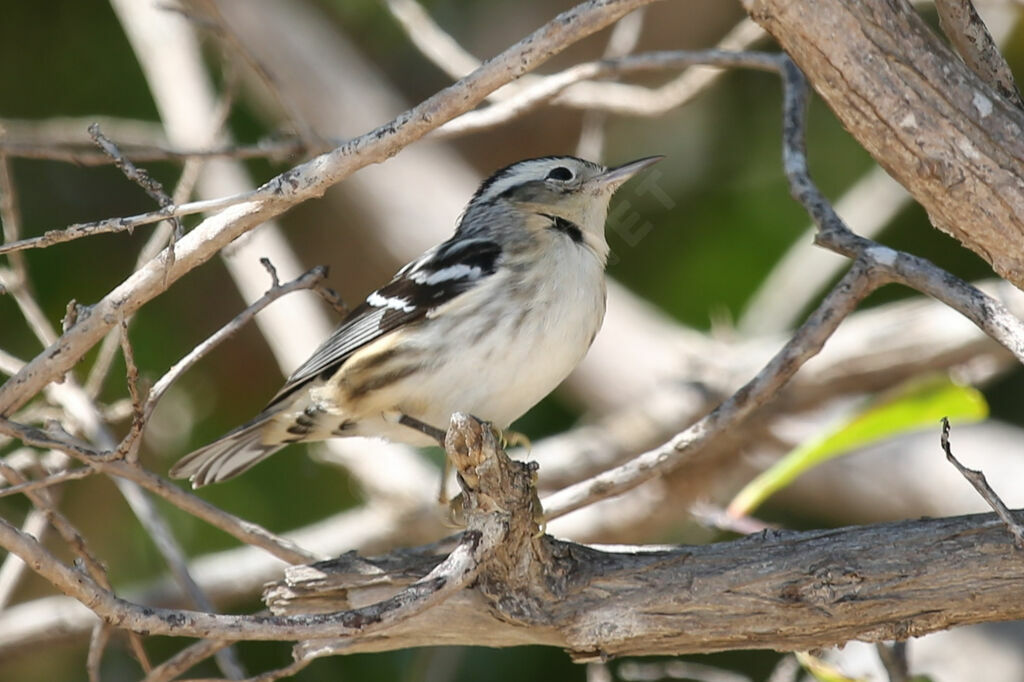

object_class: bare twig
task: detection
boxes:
[0,466,95,500]
[0,150,28,280]
[0,508,500,641]
[542,257,880,520]
[940,417,1024,549]
[0,190,261,256]
[935,0,1023,107]
[384,0,481,83]
[0,506,49,609]
[436,50,782,138]
[184,0,322,149]
[0,417,321,564]
[775,56,1024,365]
[0,137,315,165]
[557,16,768,114]
[142,264,328,422]
[575,7,646,159]
[0,0,661,416]
[116,321,146,463]
[86,624,112,682]
[89,123,180,231]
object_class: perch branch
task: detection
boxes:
[265,416,1024,659]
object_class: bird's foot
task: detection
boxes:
[488,425,532,453]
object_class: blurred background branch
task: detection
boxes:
[1,0,1023,680]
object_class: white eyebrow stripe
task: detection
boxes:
[367,291,416,312]
[478,168,541,200]
[412,264,482,285]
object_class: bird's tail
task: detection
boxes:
[169,417,286,488]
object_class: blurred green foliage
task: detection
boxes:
[2,1,1023,680]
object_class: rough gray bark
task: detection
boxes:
[267,415,1024,660]
[743,0,1024,288]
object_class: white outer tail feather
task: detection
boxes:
[169,418,286,488]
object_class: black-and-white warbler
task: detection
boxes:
[171,155,662,487]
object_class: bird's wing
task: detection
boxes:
[267,237,503,407]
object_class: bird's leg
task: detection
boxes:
[397,414,451,503]
[397,414,448,446]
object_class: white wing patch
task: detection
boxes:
[367,291,416,312]
[411,263,482,285]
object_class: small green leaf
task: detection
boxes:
[727,376,988,517]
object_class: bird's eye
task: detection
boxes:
[546,166,574,181]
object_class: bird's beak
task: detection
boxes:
[590,155,665,191]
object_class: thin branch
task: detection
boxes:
[435,50,782,138]
[0,190,262,257]
[575,7,646,159]
[0,510,500,641]
[774,56,1024,365]
[86,624,112,682]
[116,321,146,463]
[541,257,880,520]
[384,0,482,84]
[0,137,315,166]
[89,123,181,235]
[0,418,321,564]
[142,638,233,682]
[555,16,768,114]
[142,264,328,422]
[940,417,1024,548]
[0,506,49,609]
[0,0,660,416]
[0,466,96,500]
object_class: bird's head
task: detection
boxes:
[458,155,663,261]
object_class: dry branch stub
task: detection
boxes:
[265,415,1024,659]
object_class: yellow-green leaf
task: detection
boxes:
[796,652,869,682]
[727,376,988,517]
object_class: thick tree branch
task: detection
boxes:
[5,414,1023,661]
[265,416,1024,660]
[743,0,1024,288]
